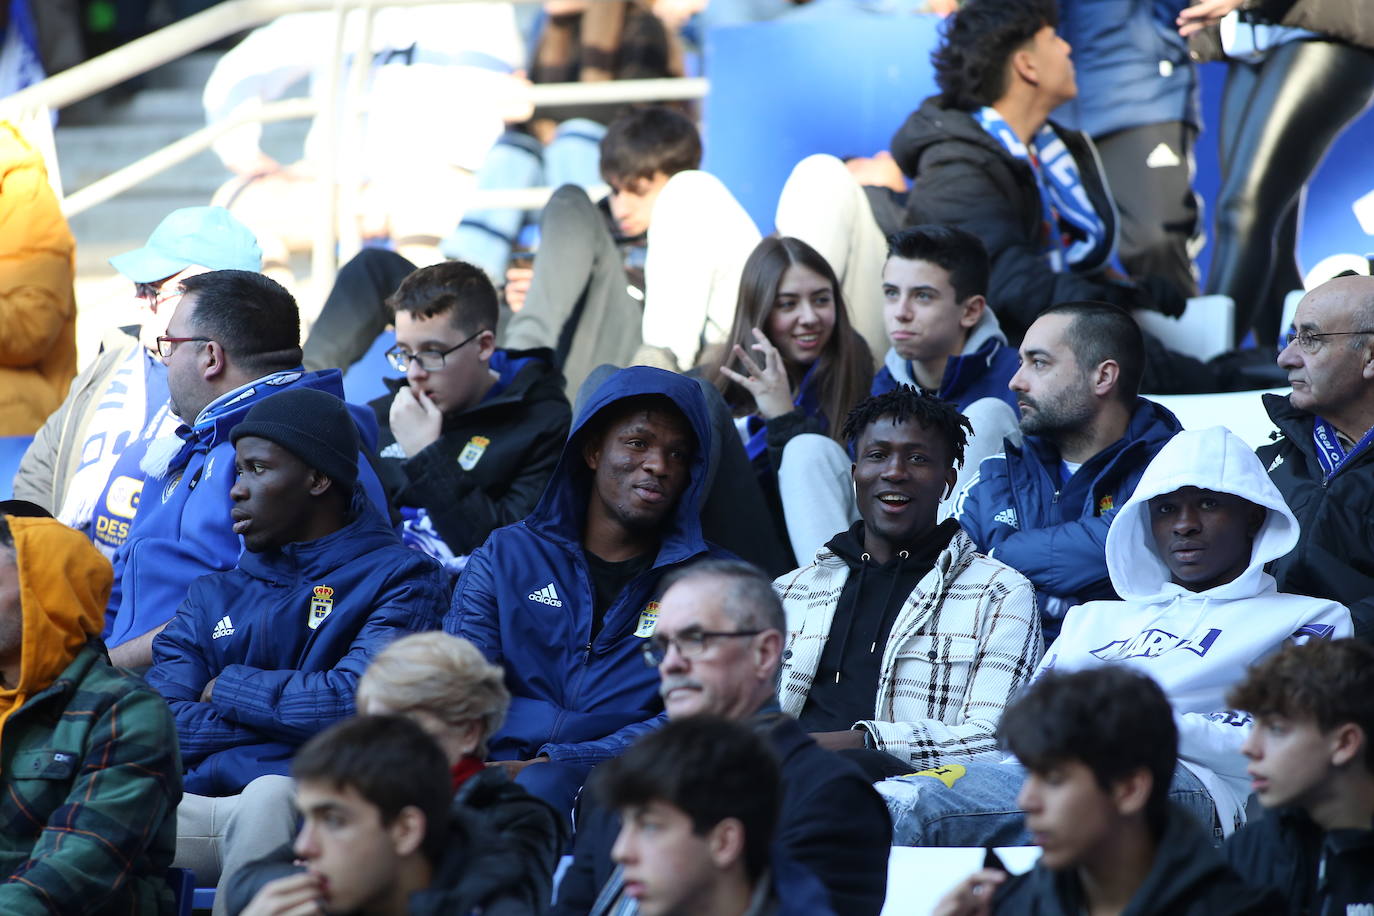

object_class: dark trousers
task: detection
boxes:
[302,248,416,372]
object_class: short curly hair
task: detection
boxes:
[932,0,1059,111]
[841,386,971,470]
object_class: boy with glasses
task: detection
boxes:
[372,261,570,568]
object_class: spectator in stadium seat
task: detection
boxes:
[883,425,1352,848]
[14,207,261,553]
[0,514,180,913]
[955,302,1180,640]
[774,388,1041,777]
[372,261,571,568]
[101,270,390,670]
[591,717,837,916]
[1260,275,1374,642]
[932,667,1282,916]
[501,106,761,393]
[553,558,892,916]
[446,366,731,820]
[1223,638,1374,913]
[145,388,447,899]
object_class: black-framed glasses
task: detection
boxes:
[385,329,482,372]
[156,336,212,358]
[641,629,765,667]
[1280,328,1374,355]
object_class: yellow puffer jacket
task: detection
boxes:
[0,122,76,436]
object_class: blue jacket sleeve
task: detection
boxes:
[146,587,261,767]
[208,569,448,743]
[538,712,667,767]
[985,510,1116,598]
[445,541,504,666]
[954,454,1001,552]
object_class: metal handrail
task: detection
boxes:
[4,0,707,292]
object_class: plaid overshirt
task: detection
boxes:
[0,642,181,914]
[774,529,1043,768]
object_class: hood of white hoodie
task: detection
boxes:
[882,305,1010,386]
[1106,426,1298,604]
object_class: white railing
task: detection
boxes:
[0,0,707,290]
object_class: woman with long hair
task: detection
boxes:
[707,236,874,482]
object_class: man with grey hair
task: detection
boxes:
[1261,274,1374,641]
[551,558,892,916]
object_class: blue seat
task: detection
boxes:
[341,328,401,407]
[192,886,217,911]
[167,868,195,916]
[0,436,34,501]
[701,15,944,233]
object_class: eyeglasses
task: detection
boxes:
[156,336,212,358]
[1280,328,1374,354]
[641,628,765,667]
[135,275,187,314]
[385,329,483,372]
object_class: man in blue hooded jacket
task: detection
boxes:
[956,302,1181,641]
[446,366,731,818]
[146,387,448,895]
[103,270,390,669]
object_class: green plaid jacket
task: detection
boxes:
[0,642,181,914]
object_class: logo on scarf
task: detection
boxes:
[1090,627,1221,661]
[634,602,660,638]
[457,436,490,471]
[309,585,335,629]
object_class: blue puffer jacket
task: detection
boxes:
[871,307,1020,412]
[105,368,389,648]
[1053,0,1199,138]
[955,397,1181,634]
[446,367,731,767]
[146,498,448,796]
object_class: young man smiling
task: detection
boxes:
[146,387,448,894]
[774,387,1041,775]
[372,260,570,568]
[446,366,731,820]
[1224,638,1374,913]
[933,667,1282,916]
[882,426,1352,847]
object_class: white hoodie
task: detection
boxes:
[1037,426,1351,835]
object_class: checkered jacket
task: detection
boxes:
[774,529,1043,767]
[0,642,181,914]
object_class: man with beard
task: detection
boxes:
[955,302,1181,641]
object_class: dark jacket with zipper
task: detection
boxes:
[370,347,572,557]
[1257,392,1374,641]
[870,96,1129,344]
[552,713,890,916]
[1224,806,1374,916]
[992,805,1284,914]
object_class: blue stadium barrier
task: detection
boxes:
[0,436,33,501]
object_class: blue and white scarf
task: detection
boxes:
[1312,418,1374,482]
[975,106,1108,272]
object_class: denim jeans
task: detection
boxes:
[878,760,1219,847]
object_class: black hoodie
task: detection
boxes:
[1224,806,1374,916]
[992,806,1284,915]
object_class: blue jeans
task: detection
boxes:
[878,761,1219,847]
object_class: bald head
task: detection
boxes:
[1280,275,1374,438]
[1309,275,1374,332]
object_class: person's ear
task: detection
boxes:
[477,329,497,363]
[1246,505,1266,539]
[959,295,986,331]
[1361,341,1374,381]
[390,805,427,858]
[1329,722,1366,769]
[942,466,959,501]
[583,436,603,472]
[202,339,228,382]
[755,629,783,680]
[1091,359,1121,399]
[708,817,746,871]
[308,470,333,498]
[456,719,484,757]
[1009,44,1038,87]
[1111,767,1153,818]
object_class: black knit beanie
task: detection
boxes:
[230,388,360,493]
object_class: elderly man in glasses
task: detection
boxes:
[1261,274,1374,642]
[551,558,893,916]
[371,261,570,569]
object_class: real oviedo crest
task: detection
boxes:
[309,585,335,630]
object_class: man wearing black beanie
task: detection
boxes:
[145,387,450,907]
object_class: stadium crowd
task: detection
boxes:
[2,0,1374,913]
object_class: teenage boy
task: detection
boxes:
[237,715,540,916]
[956,302,1181,640]
[446,367,731,817]
[373,260,571,566]
[932,667,1283,916]
[502,105,760,392]
[775,388,1042,774]
[883,426,1353,846]
[1224,638,1374,913]
[146,388,448,893]
[592,716,836,916]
